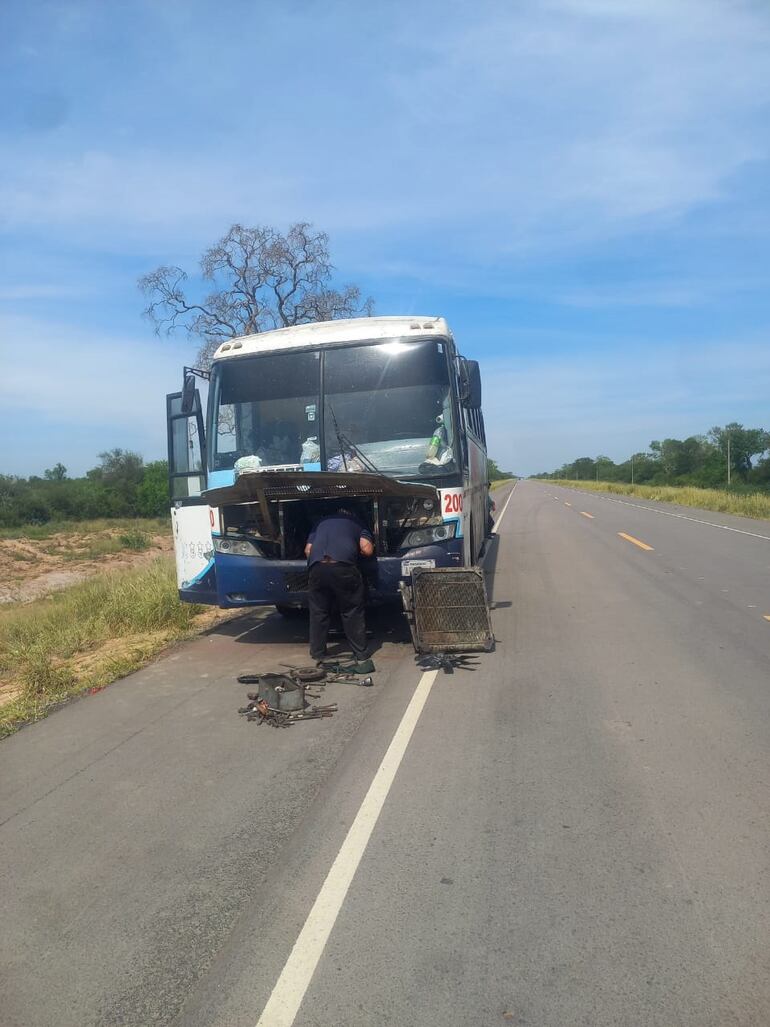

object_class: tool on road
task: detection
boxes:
[324,673,374,687]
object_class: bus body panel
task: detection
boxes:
[171,504,218,605]
[464,434,488,565]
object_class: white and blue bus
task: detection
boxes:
[166,316,489,614]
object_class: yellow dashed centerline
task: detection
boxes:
[580,511,594,519]
[618,532,654,551]
[763,615,770,623]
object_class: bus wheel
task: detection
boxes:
[275,604,307,619]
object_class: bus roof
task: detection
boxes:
[212,316,452,361]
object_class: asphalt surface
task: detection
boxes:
[2,480,769,1026]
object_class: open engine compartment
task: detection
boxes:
[220,493,443,559]
[205,469,447,563]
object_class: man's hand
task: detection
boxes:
[359,536,374,558]
[304,543,313,558]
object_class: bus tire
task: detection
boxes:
[275,604,307,619]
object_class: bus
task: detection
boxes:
[166,316,489,614]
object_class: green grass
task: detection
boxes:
[59,532,151,560]
[550,480,770,521]
[72,538,129,560]
[0,556,204,737]
[118,528,150,550]
[0,517,168,541]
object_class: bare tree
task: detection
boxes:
[139,222,374,366]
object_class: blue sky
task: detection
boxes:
[2,0,769,477]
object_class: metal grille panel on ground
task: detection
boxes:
[405,566,494,653]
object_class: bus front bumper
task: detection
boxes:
[213,541,463,608]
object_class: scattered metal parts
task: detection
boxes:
[278,663,328,682]
[324,673,374,687]
[238,694,339,727]
[237,658,379,726]
[416,652,480,674]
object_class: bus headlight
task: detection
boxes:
[401,522,456,548]
[213,537,258,556]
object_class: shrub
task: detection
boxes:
[118,529,150,551]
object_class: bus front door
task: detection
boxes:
[166,390,218,605]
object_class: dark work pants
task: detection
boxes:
[308,562,367,661]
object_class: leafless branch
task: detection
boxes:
[139,223,374,367]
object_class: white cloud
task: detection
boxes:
[1,0,768,263]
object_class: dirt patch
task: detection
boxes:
[0,530,173,604]
[0,677,23,706]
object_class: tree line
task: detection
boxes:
[487,459,515,481]
[0,450,170,527]
[533,423,770,489]
[3,451,513,527]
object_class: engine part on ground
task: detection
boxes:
[252,673,306,712]
[416,652,480,674]
[400,566,494,654]
[279,664,328,682]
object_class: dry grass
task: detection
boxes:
[550,480,770,521]
[0,519,172,605]
[0,556,216,737]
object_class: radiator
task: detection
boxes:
[402,566,494,653]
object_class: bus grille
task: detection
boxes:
[409,567,494,652]
[284,570,310,593]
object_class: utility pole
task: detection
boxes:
[727,434,731,487]
[631,454,635,485]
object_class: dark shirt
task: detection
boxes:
[307,514,373,567]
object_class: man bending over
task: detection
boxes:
[305,506,375,673]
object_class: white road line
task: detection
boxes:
[255,669,439,1027]
[492,482,517,534]
[553,488,770,544]
[233,620,267,642]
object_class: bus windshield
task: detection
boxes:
[324,340,455,477]
[209,339,456,478]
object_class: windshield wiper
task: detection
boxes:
[327,403,385,477]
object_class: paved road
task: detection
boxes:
[2,480,769,1026]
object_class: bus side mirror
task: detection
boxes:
[460,359,482,409]
[181,373,197,415]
